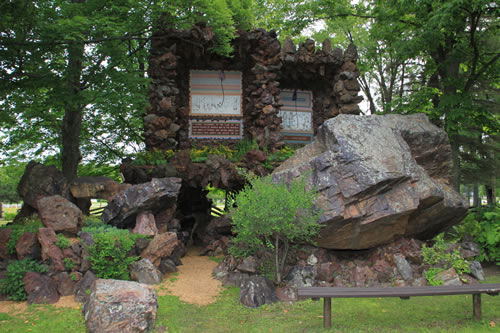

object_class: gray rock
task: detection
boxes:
[83,279,158,333]
[393,254,413,281]
[435,267,462,286]
[307,254,318,266]
[239,275,278,308]
[469,261,485,281]
[273,114,468,250]
[158,258,177,275]
[285,266,317,288]
[237,256,258,274]
[222,272,249,287]
[17,161,71,210]
[75,271,98,303]
[102,177,181,229]
[130,259,162,285]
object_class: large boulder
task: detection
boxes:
[17,161,71,210]
[273,114,468,249]
[83,279,158,333]
[102,177,182,228]
[37,195,83,235]
[70,176,127,202]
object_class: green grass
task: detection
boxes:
[1,277,499,332]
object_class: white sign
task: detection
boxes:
[279,110,312,132]
[191,95,241,116]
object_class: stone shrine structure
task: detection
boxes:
[145,25,363,151]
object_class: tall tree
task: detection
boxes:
[0,0,254,181]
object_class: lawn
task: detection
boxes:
[1,276,498,332]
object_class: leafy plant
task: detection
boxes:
[422,234,471,285]
[424,267,445,286]
[451,206,500,264]
[86,227,142,280]
[63,258,75,271]
[0,258,47,301]
[56,234,71,249]
[2,217,43,254]
[229,174,322,283]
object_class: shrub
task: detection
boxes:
[2,217,43,254]
[229,174,322,283]
[422,234,471,284]
[63,258,75,271]
[451,205,500,263]
[0,258,47,301]
[55,234,71,249]
[86,227,142,280]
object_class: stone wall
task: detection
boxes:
[145,25,363,151]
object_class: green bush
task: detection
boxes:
[452,205,500,263]
[56,234,71,249]
[63,258,75,271]
[2,217,43,254]
[0,258,47,301]
[229,174,322,283]
[85,227,142,280]
[422,234,471,284]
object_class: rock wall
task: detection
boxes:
[145,25,363,151]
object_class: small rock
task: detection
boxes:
[306,254,318,266]
[469,261,485,281]
[75,271,97,303]
[239,275,278,308]
[130,259,162,285]
[158,258,177,275]
[37,228,65,271]
[83,279,158,333]
[285,266,317,288]
[56,272,76,296]
[393,254,413,281]
[435,267,462,286]
[23,272,60,304]
[237,256,258,274]
[132,211,158,237]
[16,231,41,260]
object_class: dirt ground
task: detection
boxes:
[155,247,223,306]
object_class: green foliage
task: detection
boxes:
[422,234,471,285]
[2,217,43,255]
[55,234,71,249]
[85,227,142,280]
[0,258,47,301]
[70,272,77,281]
[81,215,109,230]
[63,258,75,271]
[229,174,322,283]
[452,206,500,263]
[131,149,175,166]
[424,267,445,286]
[0,163,25,203]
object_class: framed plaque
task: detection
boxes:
[190,70,243,117]
[278,90,314,143]
[188,119,243,140]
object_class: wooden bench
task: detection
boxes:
[298,284,500,328]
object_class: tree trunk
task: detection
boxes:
[473,182,480,207]
[450,137,461,192]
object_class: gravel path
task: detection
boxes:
[155,247,223,306]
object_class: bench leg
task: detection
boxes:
[473,294,481,320]
[323,297,331,328]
